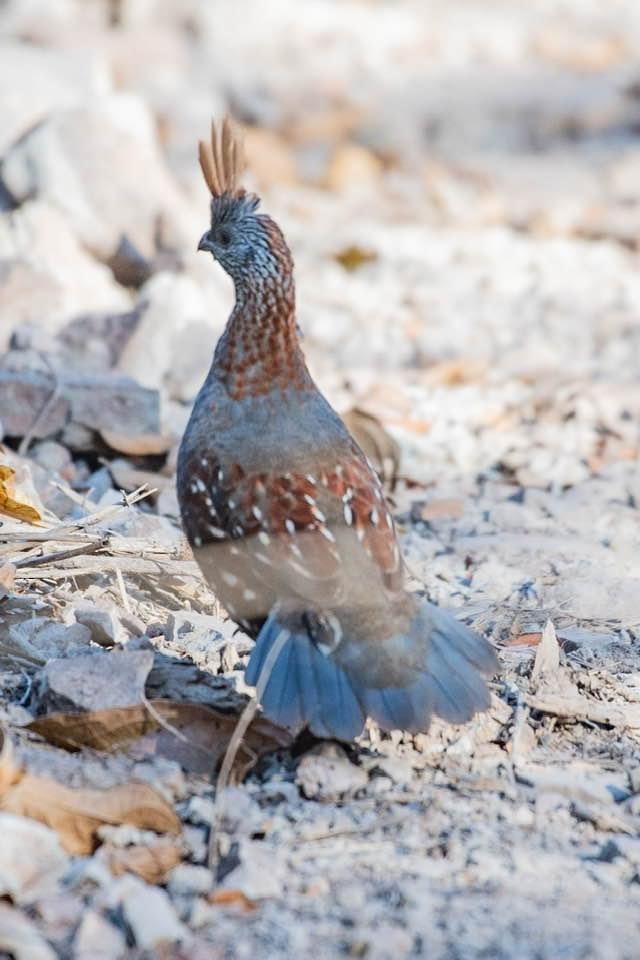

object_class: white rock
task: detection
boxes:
[296,744,368,801]
[73,910,126,960]
[119,272,227,395]
[8,618,92,662]
[0,813,69,905]
[0,902,57,960]
[73,603,130,648]
[1,97,197,259]
[0,202,128,340]
[220,839,284,900]
[119,875,189,949]
[167,864,213,897]
[0,42,110,154]
[184,795,216,827]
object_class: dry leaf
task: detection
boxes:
[0,465,42,524]
[421,359,486,387]
[0,729,180,854]
[2,776,180,855]
[506,632,543,647]
[333,245,378,271]
[28,698,292,779]
[29,704,158,752]
[104,840,182,884]
[208,889,257,912]
[342,407,400,490]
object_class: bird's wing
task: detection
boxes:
[179,445,403,626]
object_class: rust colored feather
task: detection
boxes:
[198,116,245,198]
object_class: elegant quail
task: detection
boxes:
[177,118,498,741]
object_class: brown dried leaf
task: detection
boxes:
[28,705,156,752]
[0,465,42,524]
[333,245,378,272]
[421,359,486,387]
[104,840,182,883]
[208,889,257,912]
[2,777,181,854]
[0,728,180,855]
[28,698,292,779]
[342,407,400,490]
[505,632,543,647]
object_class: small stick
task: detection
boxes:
[18,356,62,457]
[208,627,290,872]
[114,565,131,613]
[142,696,192,746]
[13,540,107,569]
[14,556,201,580]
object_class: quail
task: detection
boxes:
[177,118,498,740]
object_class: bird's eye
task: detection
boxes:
[217,228,232,246]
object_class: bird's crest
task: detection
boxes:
[198,116,246,199]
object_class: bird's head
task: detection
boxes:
[197,118,289,285]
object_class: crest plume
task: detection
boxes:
[198,116,245,198]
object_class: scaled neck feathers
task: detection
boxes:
[213,215,312,400]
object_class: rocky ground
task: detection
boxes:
[1,1,640,958]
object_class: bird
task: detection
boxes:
[177,117,498,741]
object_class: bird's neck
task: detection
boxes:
[212,229,313,400]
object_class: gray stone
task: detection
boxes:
[38,649,154,713]
[0,369,159,442]
[0,369,70,439]
[64,374,159,436]
[73,603,135,648]
[8,619,92,663]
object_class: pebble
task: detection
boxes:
[119,876,189,949]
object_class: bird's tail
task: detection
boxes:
[244,609,366,741]
[354,603,498,733]
[245,603,498,740]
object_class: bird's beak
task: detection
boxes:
[198,231,215,253]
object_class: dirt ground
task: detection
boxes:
[1,1,640,958]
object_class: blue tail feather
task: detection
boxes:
[245,602,497,740]
[245,612,366,740]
